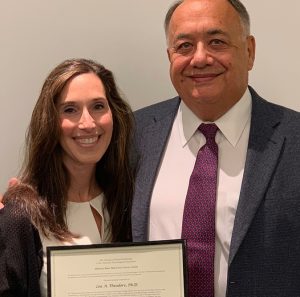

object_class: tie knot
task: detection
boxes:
[198,123,218,140]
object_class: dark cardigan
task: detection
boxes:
[0,202,43,297]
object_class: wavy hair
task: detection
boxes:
[3,58,134,242]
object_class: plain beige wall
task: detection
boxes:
[1,0,300,192]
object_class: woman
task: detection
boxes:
[0,58,134,296]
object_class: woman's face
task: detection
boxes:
[57,72,113,169]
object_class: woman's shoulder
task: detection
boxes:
[1,183,39,229]
[0,191,42,263]
[0,200,34,239]
[0,192,43,297]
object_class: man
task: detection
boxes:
[132,0,300,296]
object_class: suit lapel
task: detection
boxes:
[229,91,286,265]
[132,98,180,241]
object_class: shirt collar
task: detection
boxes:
[178,88,252,147]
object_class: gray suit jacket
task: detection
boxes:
[132,87,300,296]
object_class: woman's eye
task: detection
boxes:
[63,106,76,113]
[94,103,104,110]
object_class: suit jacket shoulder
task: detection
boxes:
[134,97,180,128]
[250,86,300,129]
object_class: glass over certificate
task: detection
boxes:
[47,240,187,297]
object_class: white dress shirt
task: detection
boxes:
[149,89,252,297]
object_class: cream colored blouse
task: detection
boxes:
[39,193,111,296]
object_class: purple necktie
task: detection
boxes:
[181,123,218,297]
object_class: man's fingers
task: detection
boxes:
[8,177,19,187]
[0,193,3,209]
[0,178,19,209]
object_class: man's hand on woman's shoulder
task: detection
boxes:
[0,178,19,209]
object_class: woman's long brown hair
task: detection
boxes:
[3,58,134,242]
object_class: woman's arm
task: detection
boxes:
[0,202,43,297]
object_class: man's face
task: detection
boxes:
[167,0,255,121]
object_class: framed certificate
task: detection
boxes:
[47,239,187,297]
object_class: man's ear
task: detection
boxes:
[167,48,172,62]
[247,35,256,71]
